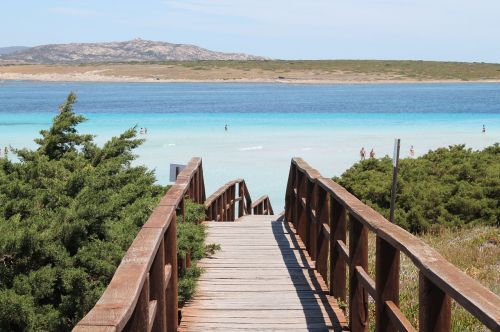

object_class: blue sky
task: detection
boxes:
[1,0,499,62]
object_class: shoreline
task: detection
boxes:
[2,73,500,84]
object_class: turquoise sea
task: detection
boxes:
[1,81,499,208]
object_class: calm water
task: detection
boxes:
[1,81,499,207]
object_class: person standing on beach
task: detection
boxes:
[410,145,415,157]
[225,124,228,132]
[482,124,486,133]
[360,147,366,161]
[369,148,375,158]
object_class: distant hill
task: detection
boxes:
[0,46,29,55]
[0,39,268,64]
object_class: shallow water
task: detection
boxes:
[0,81,499,208]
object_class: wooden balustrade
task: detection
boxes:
[204,179,251,220]
[205,179,273,220]
[74,157,206,332]
[251,195,274,215]
[285,157,500,332]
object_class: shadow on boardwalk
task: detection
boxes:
[272,215,345,331]
[179,214,345,331]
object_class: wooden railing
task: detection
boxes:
[285,158,500,332]
[74,157,206,332]
[205,179,273,220]
[251,195,274,215]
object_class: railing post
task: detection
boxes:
[200,164,206,202]
[293,166,300,229]
[238,182,244,218]
[165,214,178,332]
[330,198,346,301]
[218,196,223,221]
[245,184,252,215]
[349,217,368,332]
[285,160,295,222]
[297,172,307,239]
[376,237,400,332]
[196,169,201,203]
[193,170,198,203]
[305,180,314,258]
[231,184,236,220]
[316,186,329,282]
[221,193,225,221]
[419,272,451,332]
[180,198,185,222]
[150,239,166,332]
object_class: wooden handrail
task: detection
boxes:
[74,157,206,332]
[205,180,274,220]
[285,157,500,331]
[204,179,251,221]
[251,195,274,215]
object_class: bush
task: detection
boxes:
[177,199,219,306]
[335,144,499,233]
[0,93,166,331]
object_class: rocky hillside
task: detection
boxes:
[0,39,267,63]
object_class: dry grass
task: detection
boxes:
[2,60,500,82]
[344,226,499,331]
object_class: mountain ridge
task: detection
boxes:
[0,39,268,63]
[0,46,29,55]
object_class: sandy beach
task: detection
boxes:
[2,62,500,84]
[3,72,500,84]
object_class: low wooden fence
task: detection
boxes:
[252,195,274,215]
[74,158,206,332]
[285,157,500,332]
[205,179,273,220]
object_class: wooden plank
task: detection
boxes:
[179,215,346,332]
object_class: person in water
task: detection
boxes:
[225,124,228,131]
[369,148,375,158]
[482,124,486,133]
[360,147,366,161]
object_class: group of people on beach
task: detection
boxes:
[358,125,487,161]
[359,145,415,161]
[139,127,148,135]
[359,147,375,160]
[0,147,8,158]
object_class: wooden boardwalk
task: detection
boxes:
[179,214,346,332]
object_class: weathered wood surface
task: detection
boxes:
[179,215,347,332]
[75,157,205,332]
[286,157,500,331]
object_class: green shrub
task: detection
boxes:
[335,144,499,233]
[177,199,219,306]
[0,93,166,331]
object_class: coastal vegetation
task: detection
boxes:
[336,145,499,330]
[0,93,209,331]
[2,60,500,82]
[177,199,218,305]
[335,144,499,233]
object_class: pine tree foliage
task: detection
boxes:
[0,93,165,331]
